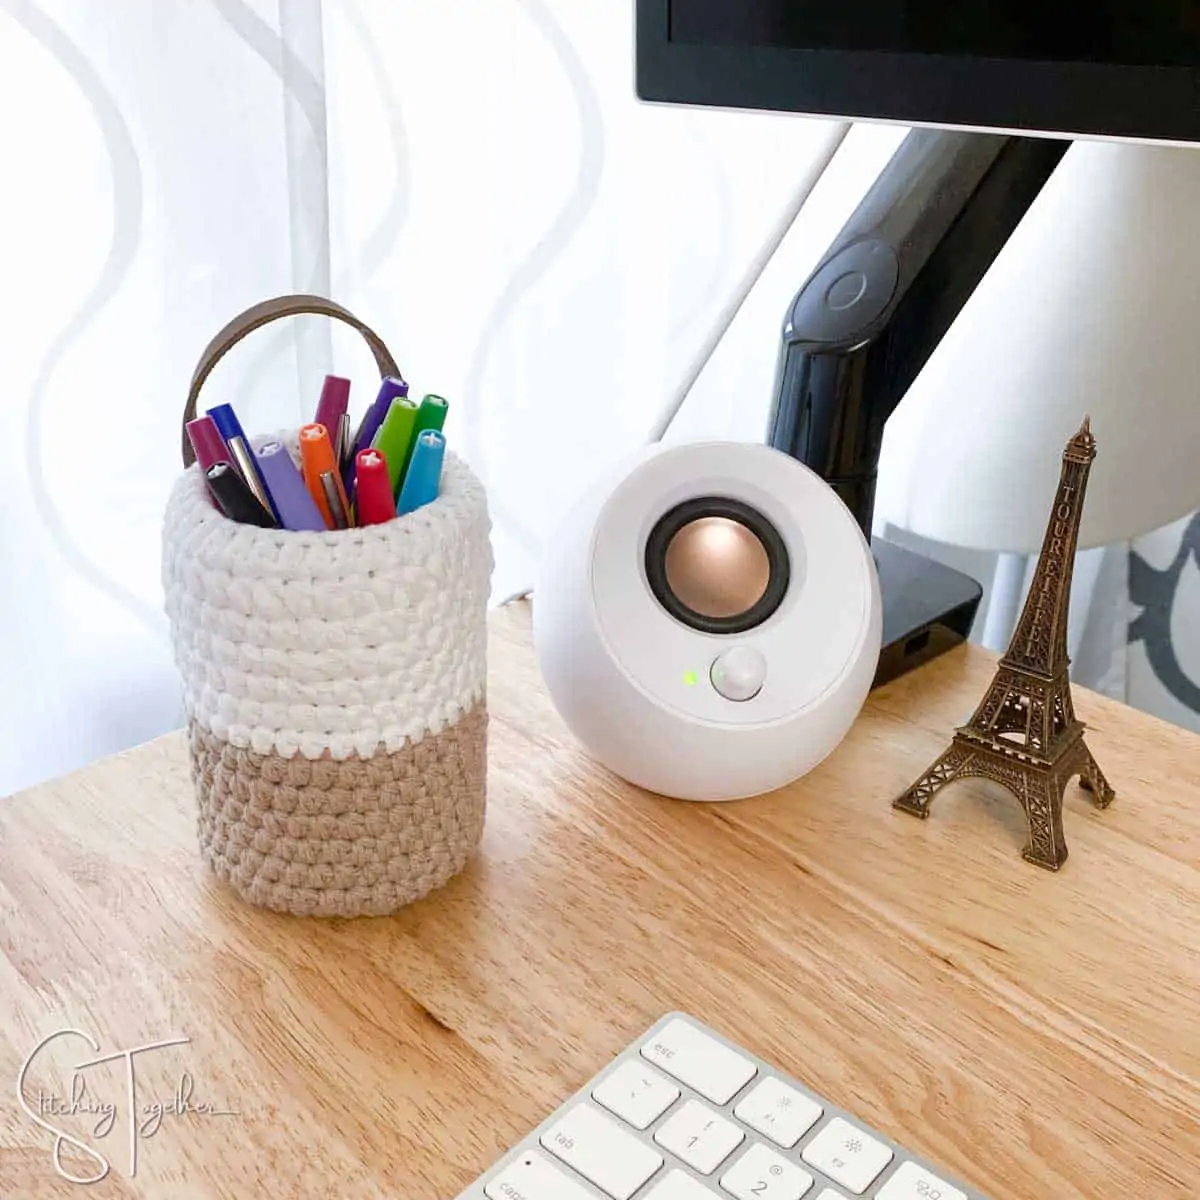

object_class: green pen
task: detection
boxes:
[399,394,449,483]
[371,396,418,496]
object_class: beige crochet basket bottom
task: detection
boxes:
[189,701,487,918]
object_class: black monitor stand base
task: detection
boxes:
[871,538,982,689]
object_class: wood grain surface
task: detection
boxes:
[1,599,1198,1198]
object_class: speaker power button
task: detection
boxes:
[710,646,767,702]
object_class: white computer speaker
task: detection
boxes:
[533,440,883,801]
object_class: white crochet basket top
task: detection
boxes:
[162,438,492,761]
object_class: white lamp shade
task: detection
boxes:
[875,140,1200,554]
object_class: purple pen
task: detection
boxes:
[314,374,350,435]
[254,440,328,532]
[186,415,230,473]
[347,376,407,485]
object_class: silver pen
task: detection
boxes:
[320,470,350,529]
[227,436,274,517]
[333,411,353,472]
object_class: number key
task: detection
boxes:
[655,1098,744,1174]
[720,1141,814,1199]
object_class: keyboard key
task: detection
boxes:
[876,1160,967,1200]
[814,1191,848,1200]
[592,1060,680,1130]
[734,1077,823,1148]
[484,1150,597,1200]
[720,1142,815,1199]
[644,1169,718,1199]
[540,1103,663,1199]
[801,1117,893,1194]
[654,1098,744,1174]
[641,1017,757,1104]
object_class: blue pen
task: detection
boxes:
[207,402,276,520]
[206,402,249,448]
[396,430,446,515]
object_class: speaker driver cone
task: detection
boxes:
[645,497,790,635]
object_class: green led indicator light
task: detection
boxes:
[682,670,698,686]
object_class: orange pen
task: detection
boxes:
[299,423,350,529]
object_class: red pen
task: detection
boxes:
[354,448,396,526]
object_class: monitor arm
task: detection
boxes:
[767,129,1069,683]
[769,129,1068,536]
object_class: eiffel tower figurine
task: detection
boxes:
[893,417,1115,870]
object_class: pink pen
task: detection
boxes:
[314,375,350,435]
[186,415,231,473]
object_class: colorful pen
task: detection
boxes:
[254,439,328,532]
[314,374,350,437]
[206,402,247,446]
[228,438,275,518]
[207,402,274,519]
[348,377,408,478]
[414,394,449,436]
[400,394,449,485]
[334,410,352,472]
[371,397,418,495]
[299,423,349,530]
[185,415,230,473]
[396,430,446,515]
[320,471,350,529]
[354,449,397,526]
[206,462,276,528]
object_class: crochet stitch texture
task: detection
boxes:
[163,442,492,916]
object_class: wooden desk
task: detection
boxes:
[2,600,1198,1198]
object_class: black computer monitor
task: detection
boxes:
[637,1,1200,143]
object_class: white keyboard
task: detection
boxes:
[456,1012,986,1200]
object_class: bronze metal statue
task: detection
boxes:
[894,418,1115,869]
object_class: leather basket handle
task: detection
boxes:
[180,294,401,467]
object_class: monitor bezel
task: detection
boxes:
[637,1,1200,146]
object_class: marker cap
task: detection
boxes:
[354,448,397,526]
[255,440,328,532]
[314,374,351,437]
[396,429,446,516]
[402,394,449,481]
[371,397,418,495]
[186,416,229,473]
[299,422,349,530]
[206,403,249,448]
[350,376,409,468]
[414,394,449,435]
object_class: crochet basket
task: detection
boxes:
[162,295,492,917]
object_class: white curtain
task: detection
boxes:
[3,3,1195,798]
[0,0,846,795]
